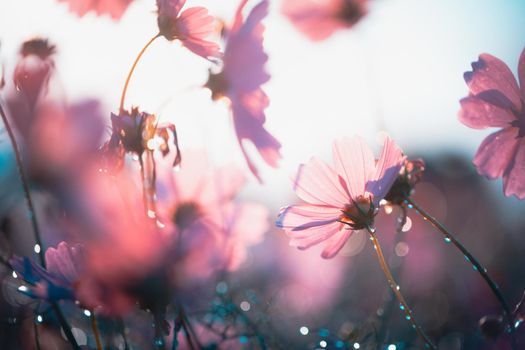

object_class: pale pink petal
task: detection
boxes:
[366,136,405,203]
[57,0,132,20]
[332,137,375,199]
[519,47,525,99]
[177,7,222,59]
[292,157,349,207]
[289,221,343,250]
[503,137,525,199]
[277,204,342,230]
[282,0,345,41]
[459,96,516,129]
[224,0,270,93]
[464,53,521,110]
[45,242,83,284]
[321,229,352,259]
[473,127,519,180]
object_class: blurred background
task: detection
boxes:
[1,0,525,349]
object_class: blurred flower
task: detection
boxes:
[56,0,133,20]
[282,0,367,41]
[276,136,405,258]
[385,158,425,205]
[156,150,268,282]
[9,38,56,138]
[11,241,84,302]
[459,48,525,199]
[205,0,281,182]
[157,0,222,60]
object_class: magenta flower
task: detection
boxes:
[459,48,525,199]
[56,0,133,20]
[205,0,281,182]
[157,0,221,60]
[282,0,367,41]
[277,136,405,259]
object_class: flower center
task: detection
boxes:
[339,195,376,230]
[173,202,201,230]
[338,1,365,24]
[205,71,229,101]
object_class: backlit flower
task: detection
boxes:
[282,0,368,41]
[205,0,281,182]
[459,48,525,199]
[157,0,221,60]
[56,0,133,20]
[277,136,405,258]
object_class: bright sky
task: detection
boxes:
[1,0,524,204]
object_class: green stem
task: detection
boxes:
[405,197,517,350]
[119,33,160,113]
[367,227,436,349]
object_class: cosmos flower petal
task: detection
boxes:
[332,136,375,200]
[503,138,525,199]
[57,0,132,20]
[177,7,222,59]
[45,242,83,284]
[321,229,352,259]
[366,136,405,203]
[464,53,521,109]
[473,127,519,180]
[292,157,349,207]
[289,221,343,250]
[459,96,516,129]
[277,204,342,230]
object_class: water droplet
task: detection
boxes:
[83,309,91,317]
[388,345,397,350]
[405,315,411,320]
[401,217,412,232]
[240,301,251,312]
[319,340,327,348]
[12,271,17,279]
[299,326,309,335]
[353,343,361,349]
[147,210,156,218]
[154,338,164,347]
[444,237,451,243]
[36,315,43,323]
[34,244,41,254]
[399,304,405,310]
[407,204,413,209]
[18,285,28,292]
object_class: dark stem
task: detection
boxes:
[34,313,42,350]
[0,102,80,350]
[367,227,437,350]
[91,313,103,350]
[405,197,517,350]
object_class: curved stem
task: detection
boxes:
[119,33,160,112]
[367,227,436,349]
[91,313,103,350]
[0,102,80,350]
[405,197,517,350]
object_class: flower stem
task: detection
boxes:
[0,102,44,266]
[367,227,436,349]
[91,313,103,350]
[0,102,80,350]
[405,197,517,350]
[119,33,161,113]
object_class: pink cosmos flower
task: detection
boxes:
[205,0,281,182]
[157,0,221,60]
[282,0,368,41]
[459,48,525,199]
[156,150,268,281]
[277,136,405,259]
[56,0,133,20]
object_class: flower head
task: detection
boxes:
[157,0,221,60]
[282,0,368,41]
[459,48,525,199]
[205,0,281,182]
[384,158,425,205]
[103,107,181,171]
[276,136,405,259]
[11,242,84,302]
[56,0,133,20]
